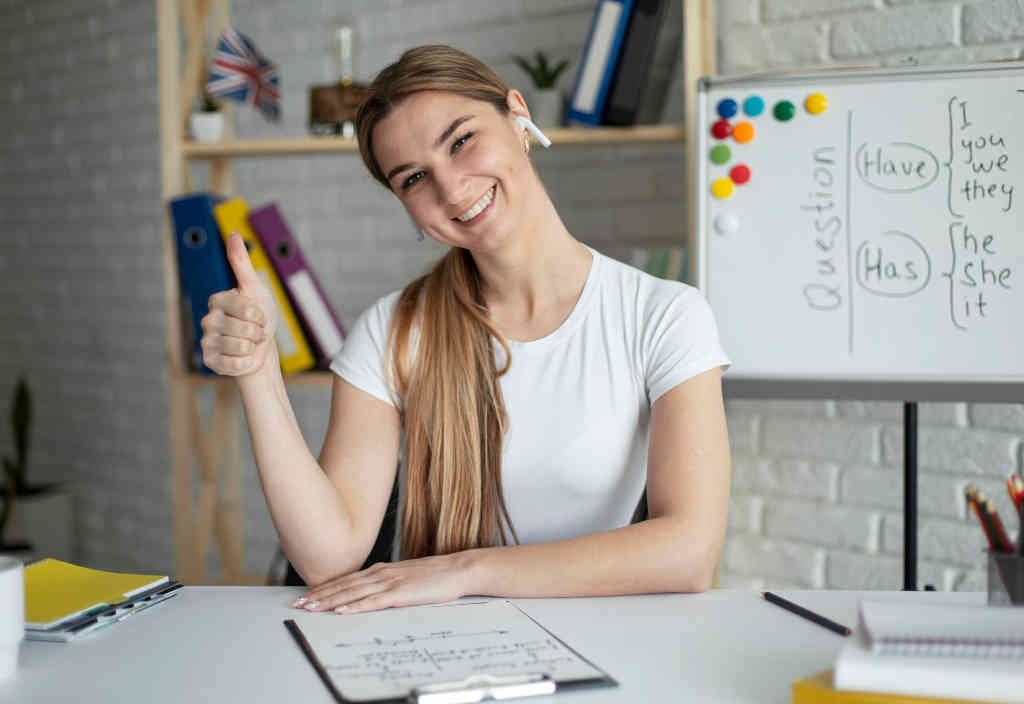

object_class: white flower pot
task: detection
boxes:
[190,112,224,142]
[527,89,564,129]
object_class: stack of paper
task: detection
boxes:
[832,601,1024,703]
[25,559,182,642]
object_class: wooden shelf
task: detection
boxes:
[181,125,686,159]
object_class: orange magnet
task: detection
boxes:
[733,121,755,143]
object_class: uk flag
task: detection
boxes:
[205,28,280,121]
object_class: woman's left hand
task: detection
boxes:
[291,553,478,614]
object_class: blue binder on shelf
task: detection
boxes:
[566,0,634,127]
[168,192,236,374]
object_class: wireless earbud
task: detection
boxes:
[515,115,552,148]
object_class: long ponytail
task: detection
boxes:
[355,46,520,557]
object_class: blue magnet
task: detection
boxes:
[717,98,739,119]
[743,95,765,116]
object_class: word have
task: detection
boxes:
[802,146,843,311]
[955,100,1014,212]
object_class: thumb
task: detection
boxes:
[225,232,261,293]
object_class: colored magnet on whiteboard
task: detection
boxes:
[744,96,765,116]
[711,119,732,139]
[774,100,795,121]
[711,177,734,199]
[805,92,828,114]
[710,144,732,164]
[717,98,738,118]
[733,121,755,143]
[715,212,740,234]
[729,164,751,184]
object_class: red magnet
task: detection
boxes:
[730,164,751,184]
[711,119,732,139]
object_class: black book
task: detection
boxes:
[602,0,669,126]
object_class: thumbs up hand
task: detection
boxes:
[200,232,278,377]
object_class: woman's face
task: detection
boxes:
[372,90,534,253]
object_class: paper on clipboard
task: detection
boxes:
[285,599,615,703]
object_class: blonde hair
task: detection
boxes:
[355,45,518,559]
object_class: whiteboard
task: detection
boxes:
[695,62,1024,400]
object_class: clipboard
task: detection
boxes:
[284,599,617,703]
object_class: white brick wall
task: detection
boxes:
[0,0,685,581]
[5,0,1022,592]
[719,0,1024,592]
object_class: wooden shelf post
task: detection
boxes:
[157,0,260,586]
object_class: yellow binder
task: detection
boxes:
[792,670,986,704]
[213,198,315,375]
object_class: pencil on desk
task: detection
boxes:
[761,592,851,637]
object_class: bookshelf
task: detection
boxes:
[156,0,715,585]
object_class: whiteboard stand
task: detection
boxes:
[904,402,917,591]
[700,61,1024,592]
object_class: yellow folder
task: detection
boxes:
[793,670,987,704]
[213,198,315,375]
[25,559,169,628]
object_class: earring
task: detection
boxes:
[417,229,426,242]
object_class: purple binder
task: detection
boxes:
[248,203,346,366]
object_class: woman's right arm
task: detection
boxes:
[202,233,401,586]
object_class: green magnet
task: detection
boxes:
[710,144,732,165]
[774,100,795,121]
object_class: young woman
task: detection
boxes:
[200,45,731,615]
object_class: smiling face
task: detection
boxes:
[372,90,537,253]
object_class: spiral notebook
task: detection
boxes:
[859,600,1024,658]
[834,601,1024,702]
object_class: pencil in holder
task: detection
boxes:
[987,551,1024,605]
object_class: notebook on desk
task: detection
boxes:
[25,559,183,642]
[832,601,1024,703]
[285,599,617,703]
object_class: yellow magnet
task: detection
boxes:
[711,177,735,199]
[805,92,828,115]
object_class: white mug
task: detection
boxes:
[0,557,24,678]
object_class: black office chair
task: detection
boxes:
[281,483,648,586]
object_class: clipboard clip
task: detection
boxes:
[409,673,555,704]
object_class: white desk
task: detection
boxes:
[0,587,983,703]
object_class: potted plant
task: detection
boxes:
[190,92,224,142]
[514,51,569,128]
[1,378,71,561]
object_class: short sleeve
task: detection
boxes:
[643,285,731,404]
[329,291,402,408]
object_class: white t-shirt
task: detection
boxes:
[330,246,730,548]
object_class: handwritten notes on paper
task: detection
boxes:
[290,600,606,702]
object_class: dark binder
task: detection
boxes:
[567,0,634,126]
[167,192,236,374]
[603,0,669,126]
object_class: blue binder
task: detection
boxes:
[566,0,634,126]
[168,192,236,374]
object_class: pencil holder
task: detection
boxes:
[987,551,1024,606]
